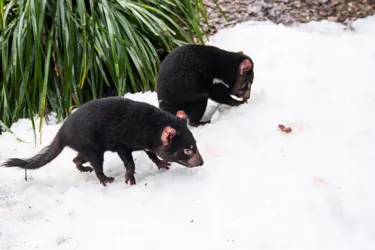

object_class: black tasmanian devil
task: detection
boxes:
[156,44,255,127]
[1,97,204,186]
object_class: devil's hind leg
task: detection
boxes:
[158,99,178,115]
[73,153,93,173]
[185,98,210,127]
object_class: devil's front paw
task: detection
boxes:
[125,171,136,185]
[97,174,115,186]
[240,100,248,105]
[189,120,211,127]
[155,160,171,170]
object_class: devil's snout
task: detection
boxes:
[197,157,204,166]
[188,153,204,167]
[195,153,204,166]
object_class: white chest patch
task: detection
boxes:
[212,78,229,89]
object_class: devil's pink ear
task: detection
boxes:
[161,126,176,146]
[240,59,252,75]
[176,110,187,119]
[238,51,244,54]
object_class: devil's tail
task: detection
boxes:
[1,135,65,170]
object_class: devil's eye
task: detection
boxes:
[184,149,192,155]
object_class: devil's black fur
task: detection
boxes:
[156,44,255,127]
[2,97,203,186]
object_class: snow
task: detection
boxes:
[2,15,375,250]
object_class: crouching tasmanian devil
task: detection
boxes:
[1,97,204,186]
[156,44,255,127]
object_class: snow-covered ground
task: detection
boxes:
[1,16,375,250]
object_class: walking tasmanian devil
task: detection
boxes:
[1,97,204,186]
[156,44,255,127]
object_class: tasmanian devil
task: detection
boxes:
[1,97,204,186]
[156,44,255,127]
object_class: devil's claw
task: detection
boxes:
[125,171,136,185]
[77,165,94,172]
[125,178,136,185]
[99,176,115,186]
[156,160,171,170]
